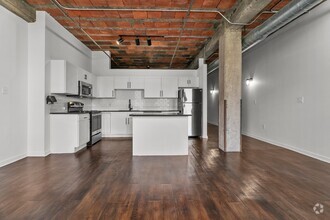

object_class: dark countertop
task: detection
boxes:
[50,110,180,114]
[130,113,191,117]
[50,112,90,115]
[97,110,180,113]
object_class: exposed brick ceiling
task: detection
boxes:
[25,0,291,69]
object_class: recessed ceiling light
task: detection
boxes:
[116,37,124,45]
[147,36,152,46]
[135,36,140,46]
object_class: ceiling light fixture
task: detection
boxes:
[246,77,253,86]
[147,36,152,46]
[116,36,124,45]
[135,36,140,46]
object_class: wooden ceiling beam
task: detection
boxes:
[188,0,273,69]
[0,0,36,22]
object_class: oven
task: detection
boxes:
[79,81,93,97]
[88,111,102,146]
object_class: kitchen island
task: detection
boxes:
[130,113,190,156]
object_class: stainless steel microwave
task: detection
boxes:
[79,81,92,97]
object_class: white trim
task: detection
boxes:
[242,132,330,163]
[0,154,27,168]
[27,151,49,157]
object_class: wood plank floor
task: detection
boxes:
[0,124,329,219]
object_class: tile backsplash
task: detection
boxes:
[92,90,178,110]
[50,95,92,112]
[50,90,177,112]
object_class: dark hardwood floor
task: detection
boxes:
[0,124,329,219]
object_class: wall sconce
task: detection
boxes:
[246,77,253,86]
[210,83,217,94]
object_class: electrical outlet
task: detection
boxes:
[254,99,257,105]
[297,96,305,104]
[262,124,266,130]
[1,86,8,95]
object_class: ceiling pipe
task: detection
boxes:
[51,0,272,26]
[169,0,195,68]
[242,0,326,52]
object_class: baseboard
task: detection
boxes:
[0,154,27,168]
[242,132,330,163]
[27,151,49,157]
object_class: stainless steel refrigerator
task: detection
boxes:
[178,88,202,137]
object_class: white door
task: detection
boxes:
[102,113,111,136]
[96,77,115,98]
[130,77,144,89]
[110,112,128,135]
[144,77,161,98]
[162,77,178,98]
[114,77,130,89]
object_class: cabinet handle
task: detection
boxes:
[112,90,114,97]
[127,82,129,89]
[128,118,130,124]
[125,118,127,124]
[129,82,131,88]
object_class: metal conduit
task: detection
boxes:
[243,0,326,51]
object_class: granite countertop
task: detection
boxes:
[50,111,91,115]
[97,109,180,112]
[129,113,191,117]
[50,109,180,114]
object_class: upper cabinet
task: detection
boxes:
[114,76,144,89]
[144,77,178,98]
[179,76,199,88]
[94,76,115,98]
[49,60,79,95]
[144,77,162,98]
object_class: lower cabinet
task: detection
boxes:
[50,114,90,153]
[102,112,136,137]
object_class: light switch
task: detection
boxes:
[1,86,8,95]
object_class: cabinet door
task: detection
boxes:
[102,113,111,136]
[189,77,199,87]
[110,112,128,135]
[114,77,130,89]
[144,77,161,98]
[162,77,178,98]
[179,77,199,88]
[96,77,115,98]
[65,62,79,95]
[130,77,144,89]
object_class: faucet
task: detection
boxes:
[128,99,133,111]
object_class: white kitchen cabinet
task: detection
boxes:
[110,112,129,135]
[114,76,144,89]
[95,76,115,98]
[79,68,93,84]
[179,76,199,88]
[102,113,111,136]
[144,77,162,98]
[49,60,79,95]
[106,112,138,137]
[50,114,90,153]
[114,76,130,89]
[130,77,145,89]
[162,77,178,98]
[144,77,178,98]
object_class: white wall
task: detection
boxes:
[0,6,28,166]
[207,69,219,126]
[242,1,330,163]
[198,59,208,138]
[27,11,92,156]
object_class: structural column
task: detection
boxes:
[218,23,242,152]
